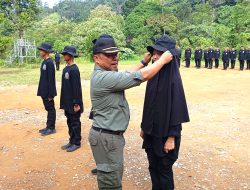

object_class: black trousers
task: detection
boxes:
[195,59,201,68]
[195,59,198,67]
[215,59,219,68]
[239,60,245,70]
[185,59,190,67]
[55,62,60,71]
[223,61,227,70]
[247,60,250,69]
[146,137,181,190]
[42,98,56,130]
[231,60,236,69]
[204,59,208,68]
[65,111,82,146]
[208,59,213,69]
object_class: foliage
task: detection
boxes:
[0,0,249,60]
[25,13,75,51]
[70,5,126,58]
[53,0,95,22]
[0,0,40,38]
[119,48,136,60]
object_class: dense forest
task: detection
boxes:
[0,0,249,61]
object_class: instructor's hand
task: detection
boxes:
[73,104,80,112]
[48,97,53,101]
[143,53,152,64]
[164,137,175,153]
[159,51,173,65]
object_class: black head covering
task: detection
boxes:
[141,35,190,138]
[93,34,121,54]
[37,43,54,53]
[147,35,179,56]
[61,46,78,58]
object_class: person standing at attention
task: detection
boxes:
[60,46,83,152]
[37,43,57,136]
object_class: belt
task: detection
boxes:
[92,127,124,136]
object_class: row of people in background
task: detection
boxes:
[183,47,250,71]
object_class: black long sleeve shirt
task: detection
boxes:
[60,64,83,114]
[230,50,237,60]
[194,50,202,60]
[37,58,57,98]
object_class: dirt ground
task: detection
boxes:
[0,65,249,190]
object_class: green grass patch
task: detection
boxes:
[0,57,141,86]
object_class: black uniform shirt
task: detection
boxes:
[239,50,245,61]
[230,50,237,60]
[222,51,230,62]
[60,64,83,114]
[195,50,202,60]
[214,50,220,59]
[208,49,214,59]
[204,50,209,59]
[55,53,60,62]
[37,58,57,98]
[185,49,191,59]
[245,50,250,60]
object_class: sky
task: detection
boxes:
[41,0,60,8]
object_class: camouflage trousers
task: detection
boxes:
[89,128,125,190]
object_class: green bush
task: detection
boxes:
[119,48,135,60]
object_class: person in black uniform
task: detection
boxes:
[226,48,230,68]
[222,48,230,70]
[230,48,237,69]
[60,46,83,152]
[37,43,57,136]
[214,48,220,68]
[185,47,191,68]
[194,47,202,68]
[141,35,190,190]
[55,51,61,71]
[246,47,250,70]
[204,48,209,68]
[239,47,246,71]
[208,47,214,69]
[176,45,181,67]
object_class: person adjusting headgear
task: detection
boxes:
[88,34,173,189]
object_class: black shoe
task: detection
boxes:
[39,127,48,133]
[66,144,81,152]
[41,128,56,136]
[39,128,47,133]
[91,168,97,175]
[61,143,71,150]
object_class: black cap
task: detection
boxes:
[147,35,178,55]
[92,34,120,54]
[37,43,54,53]
[61,46,78,58]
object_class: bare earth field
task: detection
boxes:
[0,65,249,190]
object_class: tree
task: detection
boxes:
[0,13,13,57]
[125,2,162,39]
[70,5,126,57]
[190,4,213,25]
[88,5,125,30]
[53,0,95,22]
[0,0,40,38]
[125,2,180,53]
[25,13,75,50]
[122,0,142,17]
